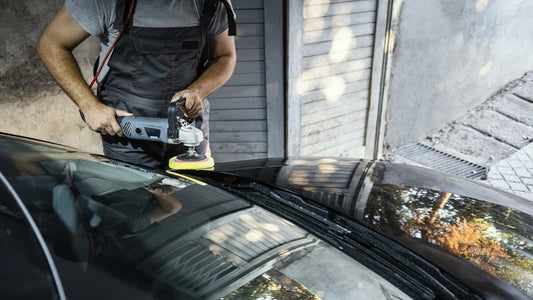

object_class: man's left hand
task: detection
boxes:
[171,89,203,118]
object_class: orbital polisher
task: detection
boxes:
[118,99,214,170]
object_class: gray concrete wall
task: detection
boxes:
[385,0,533,149]
[0,0,102,153]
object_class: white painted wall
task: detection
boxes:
[385,0,533,149]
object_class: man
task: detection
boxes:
[38,0,236,169]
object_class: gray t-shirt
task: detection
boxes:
[66,0,234,82]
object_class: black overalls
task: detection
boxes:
[98,0,235,169]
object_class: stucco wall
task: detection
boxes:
[0,0,102,153]
[385,0,533,149]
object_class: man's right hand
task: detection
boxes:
[81,102,133,136]
[38,5,135,137]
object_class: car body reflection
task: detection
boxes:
[0,134,410,300]
[214,157,533,299]
[365,184,533,296]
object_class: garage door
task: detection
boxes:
[209,0,284,162]
[289,0,378,157]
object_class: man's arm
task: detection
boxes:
[144,185,183,223]
[38,5,132,136]
[172,29,236,117]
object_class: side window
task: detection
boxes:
[0,180,59,300]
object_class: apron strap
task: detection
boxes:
[221,0,237,36]
[113,0,135,31]
[200,0,237,36]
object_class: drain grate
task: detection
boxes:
[393,143,487,179]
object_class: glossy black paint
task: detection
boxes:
[214,157,532,215]
[0,179,59,300]
[1,133,532,300]
[213,157,533,299]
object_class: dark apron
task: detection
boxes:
[97,0,229,169]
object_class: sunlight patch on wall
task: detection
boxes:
[476,0,489,13]
[297,24,356,104]
[296,73,311,96]
[385,29,396,53]
[304,0,330,18]
[303,0,330,43]
[329,27,354,63]
[479,61,492,77]
[320,75,346,102]
[304,29,325,44]
[304,16,326,32]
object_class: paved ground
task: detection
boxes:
[391,71,533,200]
[487,143,533,200]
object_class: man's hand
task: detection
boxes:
[144,184,176,196]
[39,5,124,135]
[171,89,203,118]
[170,29,236,118]
[144,184,183,223]
[81,102,133,136]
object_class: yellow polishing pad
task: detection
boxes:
[168,155,215,170]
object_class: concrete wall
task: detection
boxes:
[385,0,533,149]
[0,0,102,153]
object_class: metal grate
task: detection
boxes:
[393,143,487,179]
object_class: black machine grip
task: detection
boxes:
[168,100,180,140]
[168,98,194,139]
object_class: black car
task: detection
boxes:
[0,133,531,300]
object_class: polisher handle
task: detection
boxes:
[118,116,169,143]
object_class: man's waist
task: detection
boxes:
[99,85,172,104]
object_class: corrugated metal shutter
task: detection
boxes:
[209,0,268,162]
[299,0,377,157]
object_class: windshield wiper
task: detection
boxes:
[222,180,480,300]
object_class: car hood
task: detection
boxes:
[1,131,531,299]
[212,157,533,299]
[214,157,533,216]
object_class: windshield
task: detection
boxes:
[0,136,411,300]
